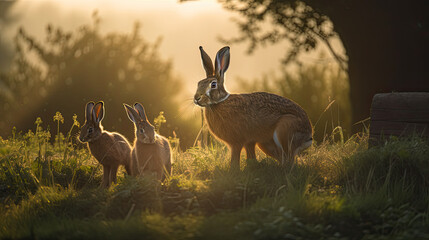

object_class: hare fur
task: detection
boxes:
[79,101,132,188]
[124,103,172,181]
[194,46,313,169]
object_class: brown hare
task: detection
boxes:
[124,102,172,181]
[194,46,313,169]
[79,101,132,188]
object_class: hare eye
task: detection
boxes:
[88,127,93,134]
[139,128,144,134]
[211,81,217,89]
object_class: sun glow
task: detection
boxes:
[5,0,343,123]
[52,0,220,16]
[8,0,291,101]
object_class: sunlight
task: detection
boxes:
[1,0,427,238]
[175,0,221,17]
[54,0,220,16]
[4,0,347,147]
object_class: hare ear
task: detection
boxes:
[92,101,105,124]
[215,46,230,81]
[85,101,95,122]
[134,102,148,121]
[124,104,139,123]
[199,46,214,77]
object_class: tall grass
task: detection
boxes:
[0,114,428,239]
[0,115,99,203]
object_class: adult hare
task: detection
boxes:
[124,103,172,181]
[194,46,313,169]
[79,101,132,188]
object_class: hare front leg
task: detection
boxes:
[244,142,256,159]
[230,145,242,170]
[102,164,111,188]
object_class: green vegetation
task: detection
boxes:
[0,13,198,148]
[1,113,428,239]
[0,13,352,150]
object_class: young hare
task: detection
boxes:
[194,46,313,169]
[124,103,172,181]
[79,101,132,188]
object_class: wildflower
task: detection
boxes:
[72,114,80,128]
[154,111,167,133]
[53,112,64,124]
[35,117,43,126]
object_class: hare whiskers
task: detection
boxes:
[193,46,313,169]
[177,99,198,118]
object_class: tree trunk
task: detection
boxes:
[314,0,429,132]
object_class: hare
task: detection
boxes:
[124,102,172,181]
[194,46,313,169]
[79,101,132,188]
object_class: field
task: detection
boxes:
[1,116,429,240]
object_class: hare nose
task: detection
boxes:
[194,94,202,102]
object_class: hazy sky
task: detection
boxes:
[3,0,343,98]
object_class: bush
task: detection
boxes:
[0,13,198,148]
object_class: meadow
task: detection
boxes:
[0,113,428,240]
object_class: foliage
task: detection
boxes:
[1,121,428,239]
[340,136,429,199]
[220,0,347,70]
[0,114,98,203]
[0,1,18,70]
[239,59,351,143]
[220,0,429,133]
[0,12,198,148]
[154,111,167,134]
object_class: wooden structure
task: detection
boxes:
[369,92,429,146]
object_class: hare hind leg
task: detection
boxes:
[110,164,119,184]
[257,140,283,160]
[273,115,308,166]
[124,156,133,176]
[294,138,313,157]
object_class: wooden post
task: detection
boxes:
[369,92,429,146]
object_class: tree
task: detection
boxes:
[221,0,429,131]
[0,1,18,70]
[0,13,198,147]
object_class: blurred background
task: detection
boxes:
[2,0,426,149]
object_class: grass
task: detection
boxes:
[0,116,429,239]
